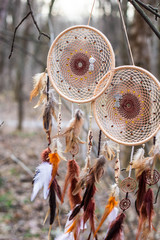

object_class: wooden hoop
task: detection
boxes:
[92,65,160,146]
[47,25,115,103]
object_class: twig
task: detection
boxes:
[8,0,50,59]
[128,0,160,39]
[8,12,31,59]
[1,36,45,67]
[10,154,34,177]
[27,0,50,40]
[0,121,4,127]
[134,0,160,19]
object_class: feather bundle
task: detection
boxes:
[31,162,52,201]
[62,159,81,208]
[69,156,106,222]
[102,141,116,161]
[53,109,84,153]
[136,188,154,240]
[104,212,125,240]
[30,72,47,101]
[128,148,145,178]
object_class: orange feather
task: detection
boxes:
[94,196,118,236]
[49,153,60,187]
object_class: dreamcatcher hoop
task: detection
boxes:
[47,25,115,103]
[93,65,160,146]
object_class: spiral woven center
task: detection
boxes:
[118,93,140,119]
[70,53,89,76]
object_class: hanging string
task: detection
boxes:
[57,95,62,135]
[117,0,135,65]
[71,102,74,118]
[125,146,134,199]
[88,0,96,25]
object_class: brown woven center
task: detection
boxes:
[118,93,140,119]
[70,53,89,76]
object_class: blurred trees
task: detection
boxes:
[0,0,159,128]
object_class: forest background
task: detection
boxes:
[0,0,160,239]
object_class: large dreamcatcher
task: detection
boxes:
[29,0,160,240]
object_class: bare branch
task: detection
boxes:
[134,0,160,19]
[8,12,31,59]
[27,0,50,40]
[10,154,34,177]
[128,0,160,39]
[1,36,45,67]
[0,121,4,127]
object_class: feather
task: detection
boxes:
[104,212,125,240]
[30,72,47,101]
[43,102,52,136]
[41,148,51,162]
[65,213,82,240]
[129,148,156,179]
[89,155,106,183]
[53,109,84,153]
[49,153,60,187]
[135,170,147,215]
[84,199,96,234]
[102,141,116,161]
[49,182,56,225]
[34,92,46,108]
[52,178,63,202]
[62,159,81,208]
[136,188,154,240]
[94,196,118,236]
[31,162,52,201]
[51,139,66,161]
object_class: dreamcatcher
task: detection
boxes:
[29,0,160,240]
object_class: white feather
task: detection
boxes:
[31,162,52,201]
[106,207,119,235]
[110,184,119,199]
[133,148,145,162]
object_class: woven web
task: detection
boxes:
[47,26,115,103]
[93,66,160,145]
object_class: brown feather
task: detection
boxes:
[53,109,84,152]
[49,182,56,225]
[136,188,154,240]
[41,148,51,162]
[52,178,62,202]
[104,213,125,240]
[135,170,147,215]
[30,72,47,101]
[62,159,81,208]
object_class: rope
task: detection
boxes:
[117,0,135,65]
[88,0,96,25]
[128,146,134,177]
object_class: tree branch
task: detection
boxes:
[8,12,31,59]
[1,36,45,67]
[8,0,50,59]
[27,0,50,40]
[134,0,160,19]
[128,0,160,39]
